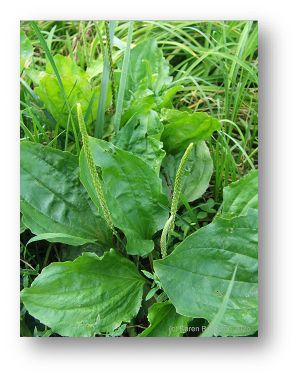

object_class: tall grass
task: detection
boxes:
[20,20,258,200]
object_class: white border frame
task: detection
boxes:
[1,1,299,376]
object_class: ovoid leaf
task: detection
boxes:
[34,55,110,127]
[221,169,258,218]
[126,39,172,96]
[154,209,258,336]
[139,301,191,337]
[162,141,213,203]
[161,109,221,154]
[113,110,165,172]
[20,142,111,246]
[80,137,169,256]
[21,251,145,337]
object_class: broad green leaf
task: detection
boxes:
[154,209,258,336]
[201,265,237,337]
[120,90,156,127]
[221,170,258,218]
[20,142,111,246]
[126,39,172,96]
[21,251,145,337]
[79,138,169,256]
[161,109,221,153]
[162,141,213,202]
[20,30,33,72]
[113,110,165,172]
[120,85,182,130]
[34,55,109,127]
[139,301,191,337]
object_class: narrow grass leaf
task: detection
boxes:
[114,21,134,132]
[201,265,238,337]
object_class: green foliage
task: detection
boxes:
[221,169,258,218]
[113,110,165,172]
[160,215,174,259]
[161,142,194,257]
[201,265,237,337]
[162,141,213,203]
[20,30,33,72]
[95,21,116,138]
[79,137,169,256]
[21,251,145,336]
[20,21,258,337]
[139,301,191,337]
[154,210,258,336]
[126,39,172,96]
[114,21,134,132]
[20,141,112,246]
[34,55,109,127]
[77,103,114,233]
[161,109,221,154]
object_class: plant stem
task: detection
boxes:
[127,322,137,337]
[160,215,173,258]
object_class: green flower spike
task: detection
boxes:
[160,142,194,258]
[77,102,115,233]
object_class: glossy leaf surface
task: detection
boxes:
[161,109,221,153]
[162,141,213,202]
[154,210,258,336]
[113,110,165,172]
[221,170,258,218]
[80,137,169,256]
[34,55,107,127]
[139,301,191,337]
[21,251,145,336]
[20,142,111,246]
[201,265,237,337]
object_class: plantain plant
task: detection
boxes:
[20,28,258,337]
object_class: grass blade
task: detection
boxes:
[30,22,70,112]
[114,21,134,133]
[30,21,80,153]
[201,265,238,337]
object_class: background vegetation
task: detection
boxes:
[20,20,258,336]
